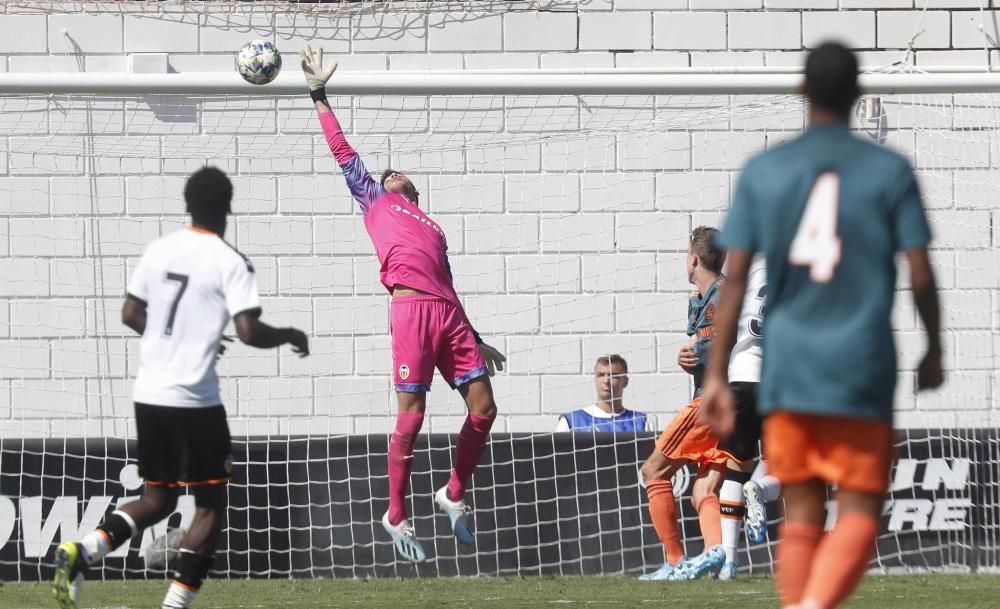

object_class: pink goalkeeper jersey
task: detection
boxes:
[320,111,462,307]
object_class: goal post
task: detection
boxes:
[1,69,1000,94]
[0,66,997,579]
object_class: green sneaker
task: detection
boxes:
[53,541,86,609]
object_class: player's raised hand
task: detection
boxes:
[479,341,506,376]
[285,328,310,358]
[917,349,943,391]
[299,45,338,92]
[698,376,736,440]
[677,344,698,374]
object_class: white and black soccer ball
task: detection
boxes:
[236,40,282,85]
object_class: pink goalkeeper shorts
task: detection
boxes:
[389,295,487,393]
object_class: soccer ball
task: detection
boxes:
[236,40,282,85]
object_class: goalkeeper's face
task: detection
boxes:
[382,171,420,205]
[594,363,628,404]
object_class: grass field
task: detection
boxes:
[1,575,998,609]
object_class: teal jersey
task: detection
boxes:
[688,275,723,398]
[717,123,931,422]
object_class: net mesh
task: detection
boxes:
[0,84,997,577]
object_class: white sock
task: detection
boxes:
[757,474,782,502]
[162,581,198,609]
[720,479,743,564]
[79,530,111,564]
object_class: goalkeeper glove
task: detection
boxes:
[478,341,506,377]
[299,45,338,101]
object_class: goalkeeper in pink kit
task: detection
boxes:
[302,47,505,563]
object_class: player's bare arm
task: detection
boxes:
[699,249,753,439]
[234,308,309,357]
[907,248,944,390]
[122,294,148,335]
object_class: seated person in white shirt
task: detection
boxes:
[556,355,649,432]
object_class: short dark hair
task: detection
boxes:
[690,226,724,273]
[379,167,420,204]
[380,168,399,186]
[595,354,628,373]
[805,42,860,118]
[184,166,232,225]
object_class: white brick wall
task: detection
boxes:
[579,12,652,51]
[729,12,801,50]
[0,2,996,437]
[654,12,727,51]
[802,11,875,49]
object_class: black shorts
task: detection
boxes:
[134,402,233,488]
[717,382,763,464]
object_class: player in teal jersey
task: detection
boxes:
[700,43,942,609]
[639,227,730,581]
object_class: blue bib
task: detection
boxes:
[563,409,647,432]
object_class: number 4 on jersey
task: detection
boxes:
[789,171,842,283]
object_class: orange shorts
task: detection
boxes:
[655,397,729,471]
[763,411,893,494]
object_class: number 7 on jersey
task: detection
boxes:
[163,272,189,337]
[789,171,842,283]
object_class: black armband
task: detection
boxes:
[471,329,484,345]
[310,88,328,103]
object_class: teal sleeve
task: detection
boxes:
[889,160,932,252]
[686,297,698,335]
[717,164,759,253]
[693,335,712,369]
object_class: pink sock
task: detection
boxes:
[387,411,424,526]
[447,413,495,502]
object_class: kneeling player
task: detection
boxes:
[53,167,309,609]
[640,227,728,581]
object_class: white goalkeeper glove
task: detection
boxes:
[478,341,506,377]
[299,45,338,95]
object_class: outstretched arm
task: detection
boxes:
[234,309,309,357]
[302,46,385,213]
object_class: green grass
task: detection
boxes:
[2,574,998,609]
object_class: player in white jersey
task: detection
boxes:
[53,167,309,609]
[715,255,782,580]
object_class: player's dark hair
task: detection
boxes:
[185,166,232,226]
[595,354,628,374]
[690,226,724,274]
[380,167,420,204]
[804,42,860,118]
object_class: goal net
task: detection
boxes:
[0,4,997,582]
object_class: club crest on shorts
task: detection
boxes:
[398,364,410,380]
